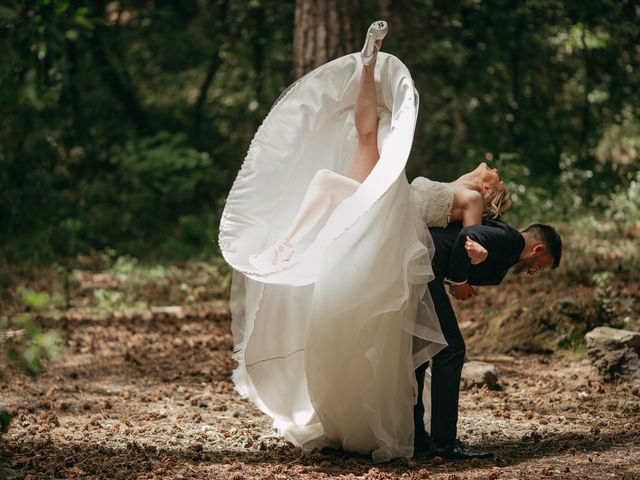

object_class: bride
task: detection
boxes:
[249,23,511,269]
[220,21,510,462]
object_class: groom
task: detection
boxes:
[413,217,562,459]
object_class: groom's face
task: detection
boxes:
[512,249,554,277]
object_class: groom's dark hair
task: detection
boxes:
[522,224,562,269]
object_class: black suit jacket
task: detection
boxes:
[429,218,525,286]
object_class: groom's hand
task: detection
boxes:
[450,282,478,301]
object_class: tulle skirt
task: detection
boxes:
[219,53,446,462]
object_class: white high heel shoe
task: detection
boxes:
[249,243,295,272]
[361,20,388,66]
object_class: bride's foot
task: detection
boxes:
[361,20,388,66]
[272,243,294,264]
[249,243,295,271]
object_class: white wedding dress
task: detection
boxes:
[219,53,447,462]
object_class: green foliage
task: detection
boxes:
[604,172,640,231]
[557,330,587,355]
[595,109,640,176]
[0,0,293,262]
[591,271,633,329]
[93,288,129,312]
[401,0,640,226]
[76,131,223,255]
[592,271,617,321]
[0,0,638,261]
[1,291,61,377]
[0,289,60,438]
[64,251,233,315]
[110,132,215,197]
[20,288,50,310]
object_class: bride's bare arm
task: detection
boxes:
[460,190,484,228]
[459,189,488,264]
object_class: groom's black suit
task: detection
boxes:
[415,218,524,445]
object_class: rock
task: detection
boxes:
[151,305,183,314]
[585,327,640,350]
[585,327,640,383]
[461,361,499,390]
[590,348,640,383]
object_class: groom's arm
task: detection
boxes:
[445,224,513,284]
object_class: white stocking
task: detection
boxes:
[251,169,361,267]
[282,169,361,247]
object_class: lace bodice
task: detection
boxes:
[410,177,454,228]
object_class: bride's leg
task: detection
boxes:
[276,54,381,252]
[250,169,359,267]
[250,25,385,268]
[347,41,382,183]
[281,169,360,247]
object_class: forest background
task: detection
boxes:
[1,2,640,478]
[1,0,638,264]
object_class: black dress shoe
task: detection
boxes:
[430,440,493,460]
[413,430,431,454]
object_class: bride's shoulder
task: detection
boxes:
[410,176,429,187]
[410,176,447,190]
[455,186,482,205]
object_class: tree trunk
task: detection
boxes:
[88,0,149,134]
[88,30,149,134]
[293,0,362,78]
[508,15,523,153]
[193,0,229,144]
[580,27,591,167]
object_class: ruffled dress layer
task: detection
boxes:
[219,53,447,462]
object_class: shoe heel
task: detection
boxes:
[361,20,388,66]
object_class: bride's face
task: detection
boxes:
[476,162,502,188]
[474,162,505,199]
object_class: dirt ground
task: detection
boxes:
[1,264,640,480]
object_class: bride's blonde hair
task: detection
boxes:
[484,185,512,218]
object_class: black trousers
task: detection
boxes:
[414,278,466,444]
